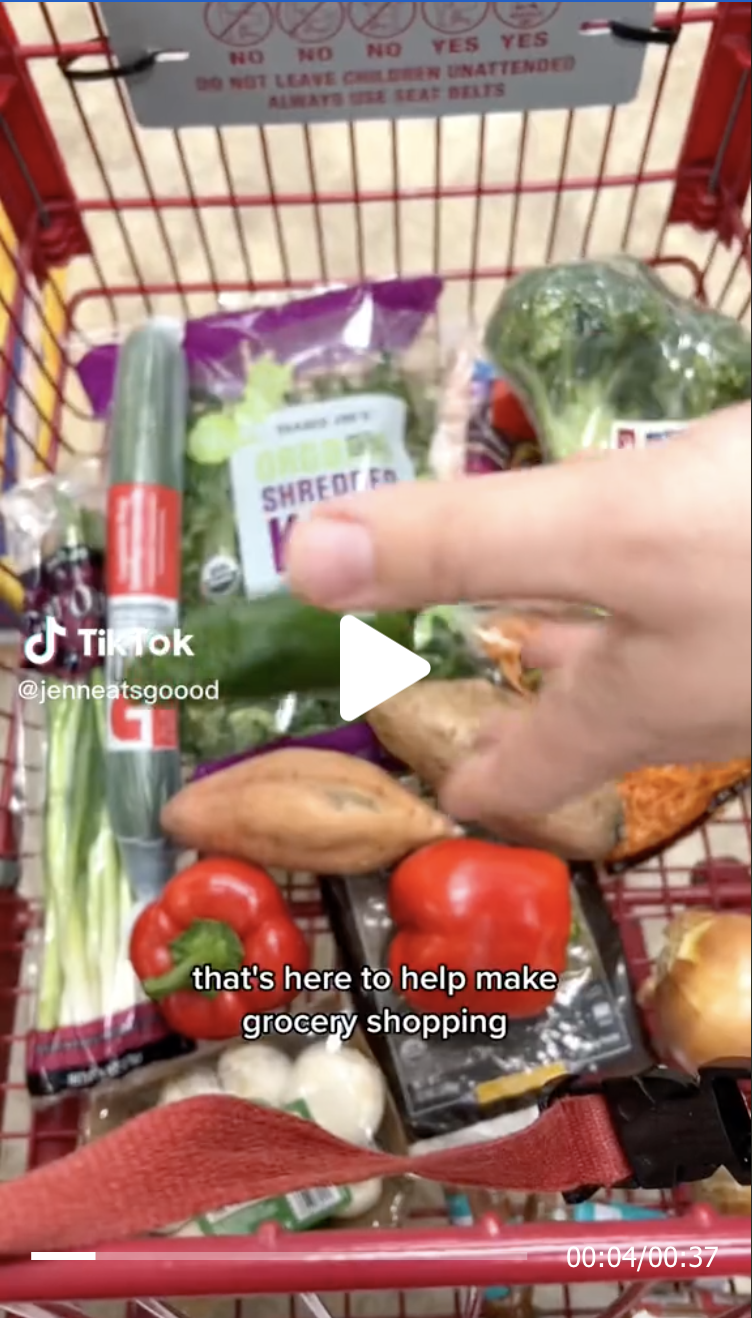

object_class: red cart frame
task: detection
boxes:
[0,2,750,1312]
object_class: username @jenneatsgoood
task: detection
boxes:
[18,679,220,706]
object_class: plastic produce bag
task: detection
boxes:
[103,320,187,903]
[78,279,442,766]
[83,1005,411,1235]
[1,470,194,1098]
[321,861,649,1144]
[4,463,106,679]
[432,338,542,479]
[1,464,106,896]
[456,608,750,870]
[482,256,752,461]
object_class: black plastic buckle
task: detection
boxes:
[609,21,680,48]
[540,1067,751,1203]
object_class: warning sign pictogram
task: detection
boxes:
[204,1,274,46]
[422,2,489,34]
[276,2,346,42]
[494,2,561,30]
[349,3,416,38]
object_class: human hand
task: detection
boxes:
[287,404,751,822]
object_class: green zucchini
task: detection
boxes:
[127,591,414,703]
[105,320,188,900]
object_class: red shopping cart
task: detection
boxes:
[0,1,751,1312]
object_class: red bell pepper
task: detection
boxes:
[388,838,571,1020]
[129,857,309,1040]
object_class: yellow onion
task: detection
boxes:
[692,1168,751,1217]
[641,910,751,1073]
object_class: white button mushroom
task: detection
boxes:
[217,1043,293,1108]
[284,1043,387,1145]
[158,1066,223,1107]
[333,1179,384,1221]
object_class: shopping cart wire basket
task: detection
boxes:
[0,0,751,1310]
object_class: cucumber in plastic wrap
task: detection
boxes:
[105,320,188,901]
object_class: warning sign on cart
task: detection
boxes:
[99,1,657,129]
[203,4,274,47]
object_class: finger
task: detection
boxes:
[440,705,611,821]
[440,641,642,817]
[286,449,663,615]
[522,619,604,671]
[565,449,609,464]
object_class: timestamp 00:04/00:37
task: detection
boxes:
[567,1246,719,1271]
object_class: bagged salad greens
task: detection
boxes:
[78,280,443,767]
[483,256,752,461]
[1,469,193,1098]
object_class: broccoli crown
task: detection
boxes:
[678,311,752,416]
[484,258,751,460]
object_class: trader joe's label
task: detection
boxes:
[611,421,687,450]
[230,393,413,598]
[99,2,656,129]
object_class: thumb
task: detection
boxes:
[286,457,655,616]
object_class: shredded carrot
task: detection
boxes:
[475,613,750,865]
[610,760,751,863]
[477,614,541,697]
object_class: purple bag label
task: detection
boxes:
[22,544,106,677]
[77,279,444,418]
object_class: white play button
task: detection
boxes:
[340,616,431,723]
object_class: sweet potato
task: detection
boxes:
[368,679,512,787]
[161,748,455,875]
[367,680,624,862]
[484,788,624,862]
